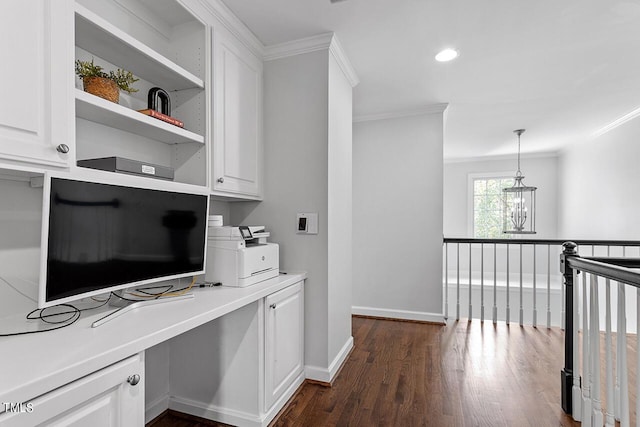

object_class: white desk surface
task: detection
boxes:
[0,272,306,405]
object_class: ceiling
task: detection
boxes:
[222,0,640,160]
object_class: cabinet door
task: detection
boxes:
[0,1,73,168]
[265,281,304,410]
[0,354,144,427]
[212,29,263,198]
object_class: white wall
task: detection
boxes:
[352,111,444,321]
[558,117,640,240]
[327,53,353,361]
[555,116,640,332]
[444,155,559,239]
[0,178,42,317]
[231,45,354,381]
[208,200,230,225]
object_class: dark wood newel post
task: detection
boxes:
[560,241,578,414]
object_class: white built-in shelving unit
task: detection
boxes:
[75,6,204,91]
[74,0,208,187]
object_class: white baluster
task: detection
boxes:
[493,243,497,324]
[582,272,592,427]
[533,245,537,327]
[636,288,640,427]
[616,282,621,420]
[547,245,551,329]
[573,270,582,421]
[506,244,510,324]
[562,269,567,331]
[456,243,460,321]
[519,244,523,326]
[481,243,484,322]
[445,242,449,320]
[605,279,615,427]
[617,282,629,426]
[590,275,603,426]
[468,243,472,321]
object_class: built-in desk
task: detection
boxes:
[0,272,306,427]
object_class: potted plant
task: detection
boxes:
[75,58,139,103]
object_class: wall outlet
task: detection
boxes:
[296,213,318,234]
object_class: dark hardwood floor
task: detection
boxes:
[150,316,582,427]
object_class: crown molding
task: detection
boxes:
[328,34,359,87]
[353,104,449,123]
[592,105,640,138]
[443,151,559,164]
[264,32,334,61]
[199,0,265,58]
[264,32,359,87]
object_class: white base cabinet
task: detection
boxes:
[166,280,304,427]
[0,354,144,427]
[265,281,304,410]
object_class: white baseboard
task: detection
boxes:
[305,335,354,383]
[168,371,305,427]
[170,396,263,427]
[263,371,305,423]
[352,306,445,324]
[145,394,169,424]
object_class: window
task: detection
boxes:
[472,176,514,238]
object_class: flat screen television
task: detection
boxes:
[38,172,209,308]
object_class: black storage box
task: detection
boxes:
[77,157,174,181]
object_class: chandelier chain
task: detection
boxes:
[514,129,525,178]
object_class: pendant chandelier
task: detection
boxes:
[503,129,537,234]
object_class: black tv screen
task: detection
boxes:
[40,176,208,307]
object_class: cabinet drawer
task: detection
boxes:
[0,354,144,427]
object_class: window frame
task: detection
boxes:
[467,172,514,238]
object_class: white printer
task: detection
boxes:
[205,225,279,287]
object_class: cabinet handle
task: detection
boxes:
[217,177,224,183]
[56,144,70,154]
[270,303,277,309]
[127,374,141,386]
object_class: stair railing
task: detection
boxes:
[561,242,640,425]
[443,237,640,328]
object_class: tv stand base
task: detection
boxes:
[91,294,194,327]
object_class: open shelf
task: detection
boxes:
[75,89,205,145]
[75,4,204,91]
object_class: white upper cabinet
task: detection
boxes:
[212,28,263,199]
[0,1,74,169]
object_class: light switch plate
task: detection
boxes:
[296,213,318,234]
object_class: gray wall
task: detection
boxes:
[231,47,353,379]
[352,112,444,321]
[558,117,640,240]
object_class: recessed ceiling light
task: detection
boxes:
[435,48,459,62]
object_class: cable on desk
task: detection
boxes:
[126,276,196,299]
[0,296,111,337]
